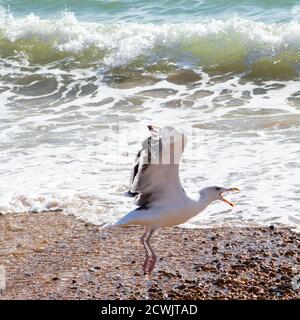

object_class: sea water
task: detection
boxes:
[0,1,300,231]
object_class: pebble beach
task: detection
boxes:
[0,212,299,300]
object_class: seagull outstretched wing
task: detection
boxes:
[125,126,188,208]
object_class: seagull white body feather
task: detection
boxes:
[115,196,211,227]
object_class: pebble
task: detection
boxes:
[24,272,32,277]
[280,275,291,281]
[8,224,23,232]
[33,247,45,253]
[284,250,295,257]
[175,284,186,290]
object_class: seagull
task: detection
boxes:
[115,126,240,274]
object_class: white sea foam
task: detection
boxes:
[1,11,300,68]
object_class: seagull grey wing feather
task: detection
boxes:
[126,126,188,207]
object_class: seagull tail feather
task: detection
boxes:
[100,221,116,229]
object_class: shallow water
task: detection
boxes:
[0,2,300,231]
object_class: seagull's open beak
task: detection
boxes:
[219,187,240,207]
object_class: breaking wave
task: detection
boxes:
[1,11,300,79]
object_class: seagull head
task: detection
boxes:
[199,186,240,207]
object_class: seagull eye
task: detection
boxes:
[215,187,221,191]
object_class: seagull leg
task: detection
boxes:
[140,227,157,274]
[141,228,152,273]
[145,228,157,273]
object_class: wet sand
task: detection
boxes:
[0,211,299,300]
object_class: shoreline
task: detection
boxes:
[0,211,299,300]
